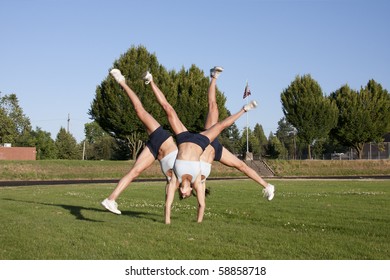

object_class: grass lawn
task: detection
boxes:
[1,159,389,181]
[0,179,389,260]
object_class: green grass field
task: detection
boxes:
[0,179,389,260]
[1,159,389,181]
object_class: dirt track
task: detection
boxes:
[1,175,389,187]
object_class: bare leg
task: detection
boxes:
[205,77,218,129]
[204,73,269,189]
[118,81,160,135]
[149,80,187,135]
[219,147,275,200]
[108,147,155,201]
[219,147,268,188]
[202,107,246,143]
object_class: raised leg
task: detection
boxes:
[111,69,160,135]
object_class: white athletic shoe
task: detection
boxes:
[243,100,258,112]
[142,71,153,85]
[210,66,224,79]
[110,69,125,83]
[263,184,275,201]
[101,198,121,214]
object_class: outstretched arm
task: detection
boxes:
[165,175,179,224]
[194,178,206,223]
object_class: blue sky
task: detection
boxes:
[1,0,389,142]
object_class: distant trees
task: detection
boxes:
[253,124,268,157]
[267,132,287,159]
[55,128,80,159]
[330,80,390,159]
[240,127,260,155]
[275,117,298,159]
[0,107,15,144]
[2,45,389,161]
[281,75,339,159]
[32,127,57,159]
[279,76,389,159]
[0,93,32,144]
[219,121,241,155]
[0,93,82,159]
[84,121,127,160]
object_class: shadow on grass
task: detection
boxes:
[1,198,160,223]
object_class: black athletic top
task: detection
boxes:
[145,126,171,159]
[210,138,223,161]
[176,131,210,151]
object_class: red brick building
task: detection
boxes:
[0,147,37,160]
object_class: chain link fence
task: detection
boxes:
[327,142,390,160]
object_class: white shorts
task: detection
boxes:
[173,159,201,183]
[159,150,178,181]
[200,161,211,183]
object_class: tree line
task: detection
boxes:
[281,75,390,159]
[2,45,389,160]
[0,93,79,159]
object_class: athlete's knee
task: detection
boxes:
[134,105,147,117]
[211,122,224,133]
[163,103,175,115]
[129,167,143,178]
[198,200,206,209]
[208,102,218,112]
[234,161,247,172]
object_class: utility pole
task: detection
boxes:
[82,140,86,160]
[67,113,70,133]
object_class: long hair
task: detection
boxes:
[191,187,211,197]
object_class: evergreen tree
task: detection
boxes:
[267,132,288,159]
[31,127,58,159]
[84,121,121,160]
[0,93,32,145]
[276,117,297,159]
[90,46,158,140]
[0,107,16,143]
[55,128,80,159]
[281,74,338,159]
[240,127,260,156]
[219,121,240,155]
[253,123,268,157]
[89,46,171,159]
[330,80,390,159]
[85,121,106,144]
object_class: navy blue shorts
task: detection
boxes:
[210,138,223,161]
[176,131,210,151]
[145,126,171,159]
